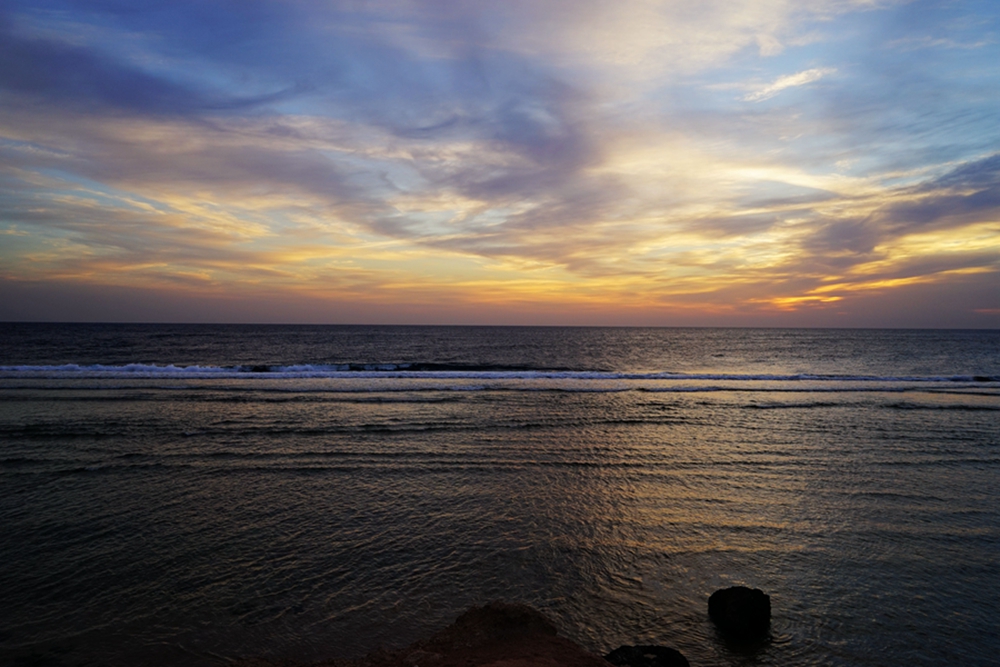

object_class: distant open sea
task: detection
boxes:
[1,324,999,667]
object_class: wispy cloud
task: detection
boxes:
[743,67,837,102]
[889,35,994,50]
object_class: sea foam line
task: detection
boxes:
[0,363,997,383]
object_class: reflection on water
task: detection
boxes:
[1,326,999,667]
[2,387,997,666]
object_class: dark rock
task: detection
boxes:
[604,644,689,667]
[708,586,771,641]
[316,601,611,667]
[429,600,558,649]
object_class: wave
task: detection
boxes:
[2,362,998,383]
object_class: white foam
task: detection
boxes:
[0,363,996,384]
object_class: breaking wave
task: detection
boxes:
[2,362,998,383]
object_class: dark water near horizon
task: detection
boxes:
[1,324,999,667]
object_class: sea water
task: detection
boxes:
[1,324,998,666]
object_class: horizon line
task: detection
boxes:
[3,321,998,331]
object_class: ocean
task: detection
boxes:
[1,324,998,667]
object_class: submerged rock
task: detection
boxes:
[420,600,558,649]
[316,601,609,667]
[604,644,689,667]
[708,586,771,641]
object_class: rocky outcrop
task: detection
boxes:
[708,586,771,641]
[604,644,689,667]
[239,595,766,667]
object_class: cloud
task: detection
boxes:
[0,15,305,116]
[743,67,837,101]
[0,0,998,325]
[875,153,1000,236]
[889,36,994,51]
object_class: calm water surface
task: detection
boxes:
[1,325,998,666]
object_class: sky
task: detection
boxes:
[1,0,998,327]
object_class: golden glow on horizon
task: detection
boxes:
[8,162,997,317]
[817,267,995,293]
